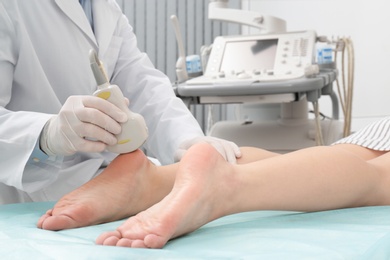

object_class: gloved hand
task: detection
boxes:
[40,95,128,156]
[174,136,242,164]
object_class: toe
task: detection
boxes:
[40,214,78,230]
[144,233,168,249]
[116,238,136,247]
[36,209,53,228]
[96,230,121,245]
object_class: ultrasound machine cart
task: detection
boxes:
[174,68,341,153]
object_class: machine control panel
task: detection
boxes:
[186,30,317,85]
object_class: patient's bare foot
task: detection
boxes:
[37,150,174,230]
[96,143,239,248]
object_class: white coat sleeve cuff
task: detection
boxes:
[28,140,49,164]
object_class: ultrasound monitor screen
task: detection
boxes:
[219,39,278,73]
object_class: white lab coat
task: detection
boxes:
[0,0,204,204]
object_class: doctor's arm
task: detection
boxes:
[0,72,129,194]
[0,11,60,192]
[110,14,241,164]
[0,7,123,193]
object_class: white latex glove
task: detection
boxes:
[40,95,128,156]
[174,136,242,164]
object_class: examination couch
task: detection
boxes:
[1,202,390,259]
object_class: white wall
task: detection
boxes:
[243,0,390,131]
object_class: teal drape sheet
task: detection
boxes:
[1,202,390,259]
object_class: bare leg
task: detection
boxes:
[37,150,176,230]
[233,145,390,212]
[96,143,390,248]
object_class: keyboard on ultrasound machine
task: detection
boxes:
[185,70,307,86]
